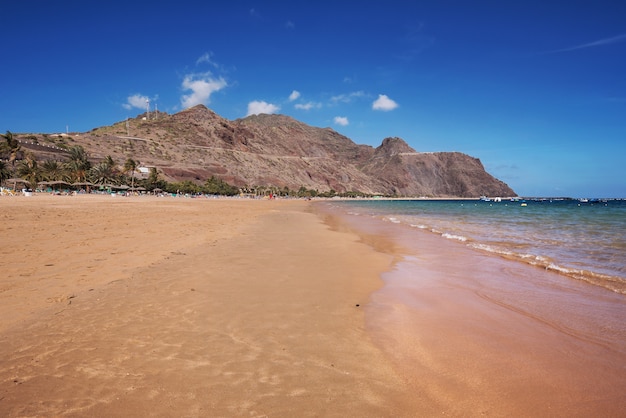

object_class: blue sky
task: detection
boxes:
[2,1,625,197]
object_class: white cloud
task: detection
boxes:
[247,100,280,116]
[295,101,322,110]
[180,72,227,109]
[123,94,150,110]
[334,116,349,126]
[372,94,399,111]
[289,90,301,101]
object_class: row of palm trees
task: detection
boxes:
[1,131,143,190]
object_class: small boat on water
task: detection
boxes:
[480,196,503,202]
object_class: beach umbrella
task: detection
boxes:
[73,181,94,192]
[99,183,120,193]
[4,178,29,190]
[37,181,51,191]
[103,184,129,193]
[47,180,71,191]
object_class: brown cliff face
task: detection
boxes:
[361,142,515,197]
[17,105,516,197]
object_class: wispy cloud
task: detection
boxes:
[196,52,220,68]
[289,90,300,101]
[330,91,367,104]
[295,102,322,111]
[550,33,626,53]
[196,52,211,65]
[333,116,349,126]
[372,94,399,111]
[180,72,227,108]
[195,52,231,75]
[247,100,280,116]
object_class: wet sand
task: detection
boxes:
[319,203,626,417]
[1,194,625,417]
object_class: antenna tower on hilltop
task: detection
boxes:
[146,99,150,120]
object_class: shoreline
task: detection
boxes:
[316,201,626,416]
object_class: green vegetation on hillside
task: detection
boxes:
[1,131,377,197]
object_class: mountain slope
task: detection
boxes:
[16,105,516,197]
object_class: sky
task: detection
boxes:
[1,1,625,198]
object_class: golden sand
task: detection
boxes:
[0,195,415,416]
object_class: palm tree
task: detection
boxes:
[124,158,137,189]
[145,166,160,191]
[0,160,12,187]
[103,155,116,170]
[1,131,22,166]
[88,155,119,186]
[65,145,91,183]
[41,160,66,181]
[16,153,40,190]
[89,161,118,185]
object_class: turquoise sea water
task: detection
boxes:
[325,198,626,294]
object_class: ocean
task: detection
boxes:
[322,198,626,295]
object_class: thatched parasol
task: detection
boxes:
[4,178,29,190]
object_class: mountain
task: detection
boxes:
[16,105,516,197]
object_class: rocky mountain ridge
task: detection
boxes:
[17,105,516,197]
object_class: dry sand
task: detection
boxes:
[2,194,625,417]
[0,194,415,417]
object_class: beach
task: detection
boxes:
[1,195,625,417]
[0,194,415,417]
